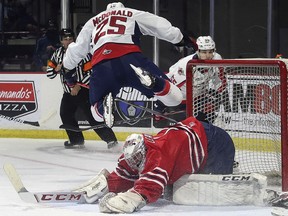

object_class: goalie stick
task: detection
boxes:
[3,163,85,203]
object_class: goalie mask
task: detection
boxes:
[106,2,125,10]
[123,134,146,171]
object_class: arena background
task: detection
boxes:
[0,0,287,141]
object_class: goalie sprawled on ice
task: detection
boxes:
[4,114,281,214]
[71,115,287,214]
[74,116,239,213]
[73,116,288,214]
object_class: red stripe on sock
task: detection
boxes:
[94,103,103,118]
[155,80,170,96]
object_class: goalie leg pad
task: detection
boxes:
[72,168,110,203]
[173,173,267,206]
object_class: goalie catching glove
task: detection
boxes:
[99,190,146,213]
[72,168,110,203]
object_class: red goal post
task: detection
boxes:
[186,59,288,191]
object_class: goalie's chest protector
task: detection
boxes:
[143,117,208,184]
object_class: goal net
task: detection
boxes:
[186,59,288,190]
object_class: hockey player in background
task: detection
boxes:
[72,116,236,213]
[155,36,227,124]
[62,2,194,128]
[46,28,119,150]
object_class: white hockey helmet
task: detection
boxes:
[196,36,215,50]
[106,2,125,10]
[123,134,146,171]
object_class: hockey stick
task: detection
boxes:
[60,109,185,132]
[0,113,40,126]
[60,97,182,131]
[3,163,85,203]
[60,117,143,132]
[0,109,57,127]
[115,97,178,123]
[75,82,179,123]
[60,113,153,132]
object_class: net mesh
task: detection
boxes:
[186,59,288,188]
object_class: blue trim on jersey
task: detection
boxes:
[132,22,143,47]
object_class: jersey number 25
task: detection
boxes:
[94,16,127,43]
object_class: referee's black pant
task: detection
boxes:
[60,87,117,144]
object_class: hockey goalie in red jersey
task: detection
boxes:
[73,116,236,213]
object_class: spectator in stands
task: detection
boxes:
[46,28,119,150]
[4,0,17,30]
[0,1,8,31]
[33,20,60,72]
[10,5,39,37]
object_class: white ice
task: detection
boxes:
[0,138,274,216]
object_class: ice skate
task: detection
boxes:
[107,141,122,153]
[64,140,85,149]
[130,64,155,89]
[271,207,288,216]
[103,92,114,128]
[266,191,288,216]
[270,191,288,208]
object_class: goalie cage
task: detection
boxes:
[186,59,288,191]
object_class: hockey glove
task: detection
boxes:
[99,191,146,213]
[174,33,195,49]
[63,67,77,87]
[72,169,110,204]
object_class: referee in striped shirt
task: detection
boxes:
[47,28,119,149]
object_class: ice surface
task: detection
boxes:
[0,138,273,216]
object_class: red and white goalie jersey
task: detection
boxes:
[63,6,183,69]
[107,116,208,203]
[167,52,226,100]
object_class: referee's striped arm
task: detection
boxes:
[76,54,92,86]
[46,48,65,79]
